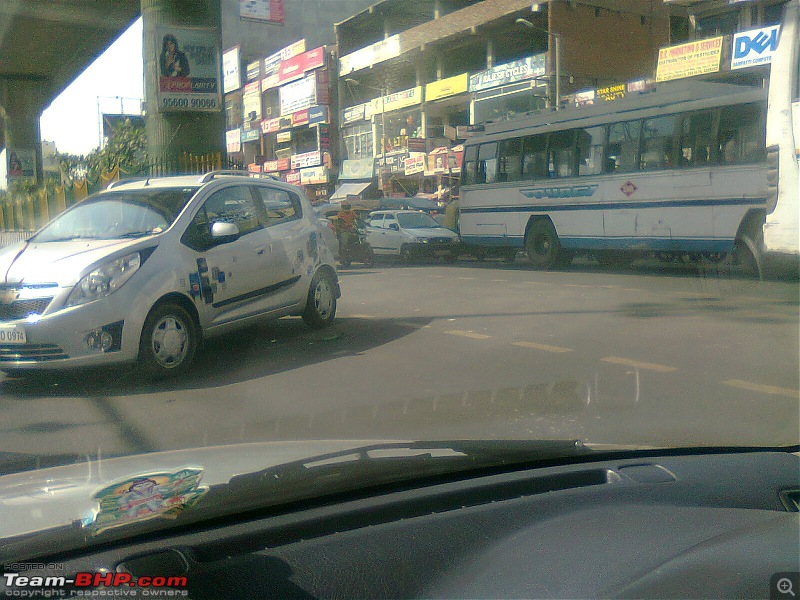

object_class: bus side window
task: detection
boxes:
[607,120,641,173]
[522,134,548,180]
[463,145,478,185]
[718,103,765,164]
[577,126,606,175]
[549,130,577,177]
[640,116,678,170]
[498,138,523,182]
[679,112,714,167]
[478,142,498,184]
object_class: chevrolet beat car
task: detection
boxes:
[366,209,459,260]
[0,171,340,377]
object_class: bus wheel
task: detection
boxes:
[731,234,763,279]
[526,220,563,270]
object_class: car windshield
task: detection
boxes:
[31,189,197,242]
[397,212,440,228]
[0,0,798,566]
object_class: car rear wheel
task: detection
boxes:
[303,270,337,328]
[138,302,198,378]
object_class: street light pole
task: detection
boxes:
[515,17,562,111]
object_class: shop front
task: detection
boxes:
[469,54,548,124]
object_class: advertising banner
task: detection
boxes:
[291,109,309,127]
[277,131,292,143]
[248,163,262,173]
[731,25,780,69]
[261,117,280,133]
[371,86,422,116]
[280,73,317,115]
[300,166,329,184]
[403,153,426,175]
[308,105,329,125]
[340,158,374,180]
[469,54,546,92]
[596,84,625,102]
[263,39,305,77]
[263,47,325,91]
[425,73,469,102]
[285,170,301,185]
[5,148,35,179]
[656,37,723,82]
[291,150,321,169]
[226,129,242,153]
[157,26,220,112]
[240,0,284,24]
[429,147,449,174]
[243,81,262,121]
[339,35,400,76]
[223,46,242,94]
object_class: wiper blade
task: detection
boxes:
[115,230,159,238]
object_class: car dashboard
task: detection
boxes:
[4,449,798,599]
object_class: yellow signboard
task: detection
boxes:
[425,73,469,102]
[656,37,724,82]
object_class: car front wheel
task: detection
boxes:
[138,302,198,378]
[303,269,337,328]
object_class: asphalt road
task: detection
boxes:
[1,256,798,463]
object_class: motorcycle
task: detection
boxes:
[338,225,375,268]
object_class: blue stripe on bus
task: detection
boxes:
[459,197,764,213]
[459,235,734,252]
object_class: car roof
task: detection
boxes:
[106,171,298,193]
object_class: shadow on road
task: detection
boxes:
[0,316,428,399]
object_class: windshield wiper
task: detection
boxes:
[114,231,159,238]
[32,235,104,243]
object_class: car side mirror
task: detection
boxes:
[388,223,399,231]
[211,221,240,241]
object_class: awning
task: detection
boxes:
[330,181,372,202]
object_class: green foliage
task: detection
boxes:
[56,118,147,182]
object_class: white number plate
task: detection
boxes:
[0,326,26,345]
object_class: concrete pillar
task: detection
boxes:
[0,78,47,183]
[142,0,224,165]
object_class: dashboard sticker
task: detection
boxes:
[85,468,208,535]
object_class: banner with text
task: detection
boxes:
[157,26,220,112]
[656,37,723,82]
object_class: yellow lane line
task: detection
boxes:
[720,379,800,399]
[601,356,677,373]
[513,341,573,353]
[445,330,491,339]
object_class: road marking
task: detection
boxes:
[513,341,573,353]
[564,284,595,289]
[621,288,644,292]
[429,275,445,278]
[349,314,375,319]
[720,379,800,399]
[445,330,491,339]
[456,277,476,280]
[393,321,431,329]
[674,291,713,298]
[522,281,551,285]
[492,279,509,282]
[601,356,677,372]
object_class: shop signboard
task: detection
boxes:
[375,152,406,174]
[280,72,317,115]
[261,117,280,133]
[223,46,242,94]
[240,0,284,23]
[263,159,279,172]
[246,59,261,82]
[425,73,468,102]
[308,105,329,125]
[291,150,321,169]
[339,35,400,76]
[429,147,449,174]
[656,37,723,82]
[277,158,290,171]
[340,158,374,180]
[263,46,325,91]
[241,129,260,142]
[225,128,242,153]
[379,86,422,113]
[468,54,546,92]
[731,25,780,69]
[291,109,309,127]
[156,26,220,112]
[247,162,262,173]
[263,39,305,78]
[285,170,301,185]
[277,131,292,143]
[243,81,261,121]
[403,153,425,175]
[300,165,329,184]
[596,84,625,102]
[342,103,366,125]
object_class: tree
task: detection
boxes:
[55,118,147,182]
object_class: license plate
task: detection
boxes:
[0,326,26,345]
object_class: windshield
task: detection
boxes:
[0,0,798,564]
[31,189,197,242]
[397,212,441,228]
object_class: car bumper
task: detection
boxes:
[408,240,460,256]
[0,296,145,371]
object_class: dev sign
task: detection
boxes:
[731,25,780,70]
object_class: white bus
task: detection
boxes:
[765,0,800,268]
[459,79,768,273]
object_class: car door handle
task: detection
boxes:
[255,246,267,255]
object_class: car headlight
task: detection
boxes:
[416,237,430,244]
[67,252,141,307]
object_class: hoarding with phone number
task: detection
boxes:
[157,26,220,112]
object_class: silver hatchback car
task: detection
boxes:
[0,171,340,377]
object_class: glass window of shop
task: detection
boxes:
[473,82,548,124]
[225,92,243,130]
[293,127,318,155]
[262,88,280,120]
[342,122,374,160]
[381,109,423,153]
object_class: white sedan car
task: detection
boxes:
[366,210,459,260]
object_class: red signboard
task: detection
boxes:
[285,170,301,184]
[261,117,280,134]
[263,47,325,91]
[159,77,192,93]
[291,109,309,127]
